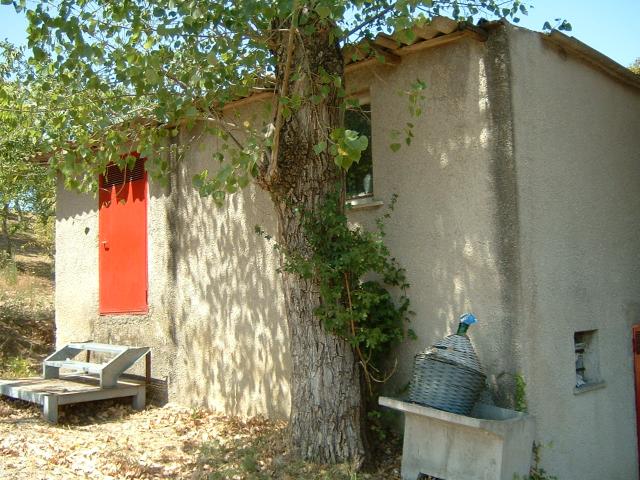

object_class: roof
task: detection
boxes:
[344,17,640,91]
[541,30,640,91]
[228,17,640,111]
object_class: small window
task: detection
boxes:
[574,330,603,392]
[345,104,373,199]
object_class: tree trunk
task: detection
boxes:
[1,203,12,257]
[259,12,367,466]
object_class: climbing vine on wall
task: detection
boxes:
[257,190,415,392]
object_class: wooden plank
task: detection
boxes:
[0,375,144,405]
[221,91,273,111]
[56,385,141,406]
[370,45,401,66]
[44,360,104,373]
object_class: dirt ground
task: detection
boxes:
[0,220,55,374]
[0,397,402,480]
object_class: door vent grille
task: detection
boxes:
[102,158,145,187]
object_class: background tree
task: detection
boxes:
[630,58,640,75]
[0,42,55,258]
[2,0,546,466]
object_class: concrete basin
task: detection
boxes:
[379,396,535,480]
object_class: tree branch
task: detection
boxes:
[266,2,299,184]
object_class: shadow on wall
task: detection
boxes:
[357,35,521,408]
[165,129,290,419]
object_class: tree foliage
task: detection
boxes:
[0,0,553,464]
[0,42,55,256]
[0,0,545,197]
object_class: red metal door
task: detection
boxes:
[98,158,148,314]
[633,325,640,476]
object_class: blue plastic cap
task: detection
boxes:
[459,313,477,325]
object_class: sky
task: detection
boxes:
[0,0,638,67]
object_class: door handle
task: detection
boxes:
[102,241,109,250]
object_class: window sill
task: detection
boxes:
[346,196,384,211]
[574,381,606,395]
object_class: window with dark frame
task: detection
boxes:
[345,104,373,199]
[574,330,602,390]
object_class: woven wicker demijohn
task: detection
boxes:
[408,313,486,415]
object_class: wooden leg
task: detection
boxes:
[132,387,145,411]
[43,395,59,423]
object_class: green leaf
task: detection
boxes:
[316,5,331,18]
[390,143,401,152]
[313,141,327,155]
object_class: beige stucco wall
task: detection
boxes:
[55,128,288,418]
[508,25,640,480]
[348,31,523,407]
[57,31,517,412]
[55,170,179,394]
[55,24,640,477]
[169,122,289,418]
[56,34,514,419]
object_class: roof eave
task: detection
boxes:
[542,30,640,91]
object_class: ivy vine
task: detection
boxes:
[257,189,415,393]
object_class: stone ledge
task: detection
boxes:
[574,381,606,395]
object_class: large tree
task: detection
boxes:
[5,0,535,465]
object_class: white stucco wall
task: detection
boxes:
[55,134,289,417]
[348,32,522,407]
[169,122,290,418]
[55,25,640,477]
[508,25,640,480]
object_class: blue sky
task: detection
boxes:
[0,0,638,66]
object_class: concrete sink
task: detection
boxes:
[379,396,535,480]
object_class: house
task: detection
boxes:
[54,19,640,479]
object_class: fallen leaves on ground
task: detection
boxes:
[0,398,401,479]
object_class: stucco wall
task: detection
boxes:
[169,122,289,418]
[55,131,288,417]
[56,34,515,419]
[55,169,178,394]
[348,31,523,407]
[55,26,640,477]
[508,25,640,479]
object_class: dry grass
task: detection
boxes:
[0,399,402,480]
[0,219,54,377]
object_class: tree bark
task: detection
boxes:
[259,12,367,466]
[1,203,12,257]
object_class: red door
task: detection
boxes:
[633,325,640,476]
[98,158,148,314]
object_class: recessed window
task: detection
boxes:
[574,330,604,392]
[345,104,373,199]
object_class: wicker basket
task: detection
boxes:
[408,334,486,415]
